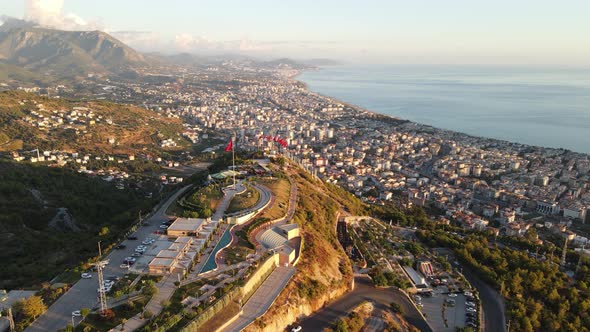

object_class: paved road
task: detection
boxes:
[220,266,296,332]
[25,185,192,332]
[460,266,506,332]
[299,276,433,332]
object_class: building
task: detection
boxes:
[166,218,209,237]
[278,223,300,239]
[417,261,434,278]
[148,236,200,275]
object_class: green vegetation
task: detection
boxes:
[258,177,290,220]
[12,296,47,331]
[0,160,155,288]
[223,245,255,265]
[417,230,590,331]
[0,90,186,155]
[390,302,404,314]
[226,185,260,214]
[369,267,412,289]
[75,297,148,332]
[172,184,222,218]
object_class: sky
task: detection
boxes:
[1,0,590,65]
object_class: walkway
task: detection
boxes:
[251,175,298,250]
[219,266,296,332]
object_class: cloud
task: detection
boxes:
[24,0,102,30]
[12,1,335,58]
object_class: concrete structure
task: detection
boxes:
[278,223,300,239]
[403,266,428,288]
[166,217,209,237]
[148,236,200,275]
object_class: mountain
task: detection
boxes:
[0,21,148,80]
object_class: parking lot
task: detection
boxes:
[416,287,479,332]
[25,186,191,332]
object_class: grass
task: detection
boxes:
[258,178,290,220]
[76,297,147,331]
[226,185,260,214]
[224,246,255,265]
[53,270,82,285]
[197,301,240,331]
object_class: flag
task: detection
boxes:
[225,138,233,152]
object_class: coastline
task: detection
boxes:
[293,67,590,157]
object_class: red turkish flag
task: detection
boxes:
[225,138,233,152]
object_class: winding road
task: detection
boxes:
[299,275,433,332]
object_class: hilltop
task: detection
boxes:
[0,21,147,82]
[0,90,187,156]
[244,168,367,331]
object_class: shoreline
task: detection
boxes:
[292,67,590,157]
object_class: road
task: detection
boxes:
[460,266,506,332]
[25,185,192,332]
[299,276,433,332]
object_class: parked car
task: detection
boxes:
[120,263,130,269]
[466,307,477,313]
[291,326,302,332]
[448,293,457,297]
[72,310,81,317]
[81,273,92,279]
[127,236,138,240]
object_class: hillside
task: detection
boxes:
[0,22,148,80]
[244,169,367,331]
[0,90,187,156]
[0,160,157,289]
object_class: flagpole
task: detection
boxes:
[232,136,236,190]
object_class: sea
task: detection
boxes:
[298,65,590,154]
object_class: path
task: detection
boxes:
[219,266,296,332]
[299,275,433,332]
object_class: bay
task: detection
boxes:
[298,65,590,154]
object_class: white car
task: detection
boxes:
[72,310,81,317]
[291,326,302,332]
[81,273,92,279]
[159,225,168,229]
[120,263,130,269]
[448,293,457,297]
[97,286,111,293]
[466,307,477,313]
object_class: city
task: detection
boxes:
[1,1,590,332]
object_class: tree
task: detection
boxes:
[99,226,110,236]
[390,302,404,314]
[142,310,153,319]
[14,295,47,319]
[80,307,91,318]
[142,280,158,297]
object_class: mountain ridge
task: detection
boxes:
[0,23,148,79]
